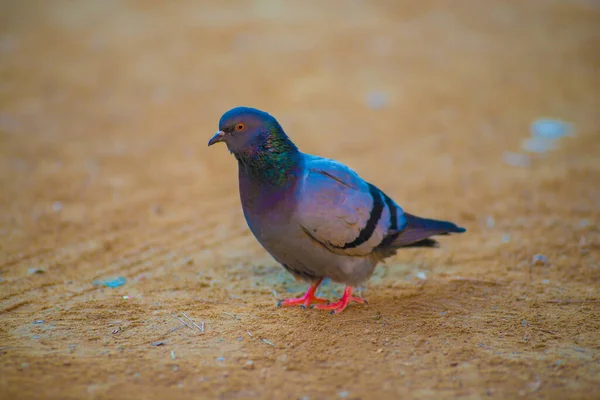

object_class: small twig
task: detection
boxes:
[181,312,204,332]
[170,313,192,330]
[247,331,253,337]
[272,289,279,299]
[154,323,186,342]
[162,323,186,337]
[201,321,205,332]
[261,338,276,347]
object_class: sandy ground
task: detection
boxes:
[1,1,599,399]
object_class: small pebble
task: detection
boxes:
[53,201,62,212]
[151,341,165,347]
[531,254,548,266]
[243,360,255,370]
[522,118,573,154]
[486,216,495,229]
[521,320,528,327]
[502,234,511,243]
[93,276,126,288]
[216,357,225,362]
[338,391,349,398]
[531,118,572,139]
[32,320,44,324]
[542,279,550,284]
[415,271,427,280]
[28,268,45,275]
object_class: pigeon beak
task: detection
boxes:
[208,130,226,146]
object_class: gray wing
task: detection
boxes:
[294,155,407,257]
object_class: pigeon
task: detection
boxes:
[208,106,466,313]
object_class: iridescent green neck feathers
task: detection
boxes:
[235,126,300,186]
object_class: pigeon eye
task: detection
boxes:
[235,123,245,131]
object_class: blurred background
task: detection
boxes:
[1,1,599,399]
[1,1,598,225]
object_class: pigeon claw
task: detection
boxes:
[278,293,328,308]
[277,278,328,309]
[315,286,366,314]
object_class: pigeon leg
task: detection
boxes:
[277,278,328,308]
[315,286,367,314]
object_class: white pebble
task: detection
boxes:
[415,271,427,280]
[531,254,548,266]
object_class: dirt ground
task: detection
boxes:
[1,1,599,399]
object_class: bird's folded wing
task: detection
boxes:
[294,156,403,257]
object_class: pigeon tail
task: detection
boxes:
[392,213,466,248]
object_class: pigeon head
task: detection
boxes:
[208,107,292,153]
[208,107,300,184]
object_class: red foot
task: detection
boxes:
[277,278,328,309]
[315,286,367,314]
